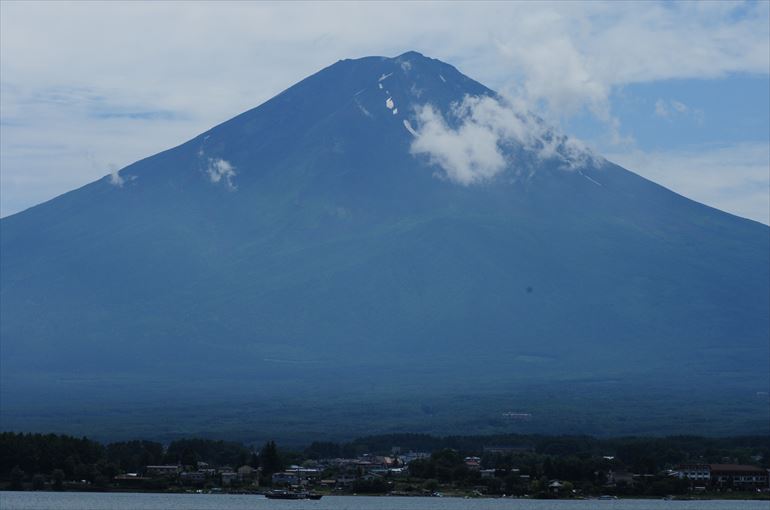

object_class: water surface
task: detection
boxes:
[0,492,767,510]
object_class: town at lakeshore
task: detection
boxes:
[1,432,768,500]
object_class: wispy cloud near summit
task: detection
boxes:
[410,95,599,185]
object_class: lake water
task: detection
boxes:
[0,492,767,510]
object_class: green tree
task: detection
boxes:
[52,469,65,491]
[430,449,463,482]
[352,478,389,493]
[423,479,439,492]
[32,474,45,490]
[407,458,434,479]
[10,465,25,490]
[93,474,109,489]
[486,476,503,494]
[259,441,283,477]
[180,447,198,469]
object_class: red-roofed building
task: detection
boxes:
[675,464,768,488]
[710,464,768,488]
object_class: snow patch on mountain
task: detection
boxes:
[403,119,418,137]
[355,98,373,118]
[579,170,603,187]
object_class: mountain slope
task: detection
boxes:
[1,52,768,437]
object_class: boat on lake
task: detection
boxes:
[264,489,322,500]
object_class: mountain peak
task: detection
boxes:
[395,50,425,59]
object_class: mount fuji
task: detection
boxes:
[1,52,768,440]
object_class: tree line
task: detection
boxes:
[0,433,288,490]
[1,431,767,495]
[307,433,768,470]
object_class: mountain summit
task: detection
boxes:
[1,52,768,439]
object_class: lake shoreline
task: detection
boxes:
[2,488,768,501]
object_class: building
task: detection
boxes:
[293,467,322,481]
[464,456,481,469]
[237,465,260,485]
[335,473,358,486]
[710,464,768,488]
[145,465,181,478]
[271,472,299,486]
[113,473,152,487]
[179,471,206,484]
[220,471,238,486]
[675,464,768,488]
[549,480,565,494]
[675,464,711,482]
[607,470,635,485]
[400,451,430,464]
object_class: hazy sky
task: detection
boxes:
[1,1,768,223]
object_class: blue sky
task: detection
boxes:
[1,1,768,223]
[568,75,770,150]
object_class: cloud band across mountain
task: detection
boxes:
[410,95,599,185]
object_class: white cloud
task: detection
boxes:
[206,158,236,190]
[108,164,124,187]
[410,95,600,185]
[671,100,687,114]
[495,32,610,119]
[654,98,703,123]
[654,99,670,118]
[411,101,506,185]
[606,142,770,225]
[488,2,767,139]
